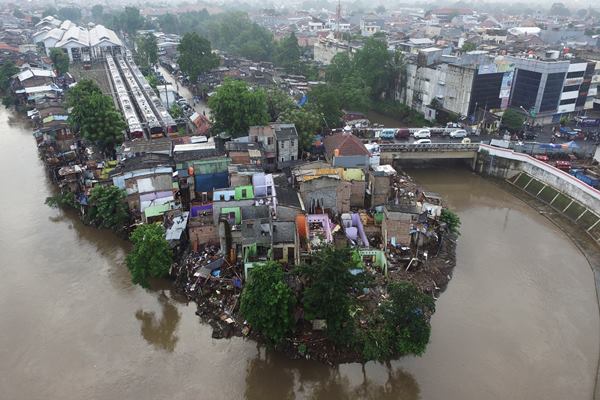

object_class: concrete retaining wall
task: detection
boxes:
[476,144,600,242]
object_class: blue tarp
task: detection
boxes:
[194,172,228,192]
[297,94,307,107]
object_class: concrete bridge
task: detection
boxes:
[379,143,480,163]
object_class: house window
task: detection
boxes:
[291,155,294,161]
[281,157,285,162]
[220,194,225,201]
[291,139,295,147]
[281,142,285,149]
[242,188,247,197]
[267,137,273,145]
[273,247,283,260]
[246,223,253,229]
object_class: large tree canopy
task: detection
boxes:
[278,106,322,153]
[66,79,125,155]
[298,246,367,345]
[126,224,172,288]
[177,32,219,83]
[0,61,18,93]
[502,108,526,132]
[274,32,302,73]
[135,33,158,70]
[49,48,69,76]
[240,262,295,344]
[207,78,269,137]
[87,185,129,231]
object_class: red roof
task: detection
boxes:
[323,132,369,158]
[0,42,20,53]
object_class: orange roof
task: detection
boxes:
[0,42,20,53]
[323,132,369,158]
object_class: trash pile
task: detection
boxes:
[174,247,247,339]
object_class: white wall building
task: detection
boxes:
[33,18,123,62]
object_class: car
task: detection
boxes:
[414,138,432,144]
[554,160,572,171]
[395,128,410,140]
[523,130,537,140]
[449,129,468,138]
[413,129,431,139]
[534,154,549,162]
[379,129,396,141]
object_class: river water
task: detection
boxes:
[1,106,598,399]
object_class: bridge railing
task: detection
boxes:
[379,143,480,152]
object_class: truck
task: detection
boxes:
[570,169,600,188]
[575,116,600,127]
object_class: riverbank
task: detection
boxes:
[493,178,600,400]
[173,232,457,365]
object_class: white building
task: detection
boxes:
[33,18,123,62]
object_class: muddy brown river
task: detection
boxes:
[0,106,598,399]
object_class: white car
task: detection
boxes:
[413,129,431,139]
[449,129,468,138]
[414,138,432,144]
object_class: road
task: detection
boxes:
[156,65,210,117]
[379,129,599,156]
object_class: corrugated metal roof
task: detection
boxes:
[165,212,189,241]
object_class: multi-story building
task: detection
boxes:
[249,123,299,170]
[400,49,516,120]
[507,56,596,124]
[313,35,361,65]
[400,50,597,125]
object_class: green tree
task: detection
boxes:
[126,224,172,288]
[208,78,269,137]
[240,262,295,344]
[298,246,367,345]
[353,37,394,100]
[91,4,104,21]
[87,185,129,231]
[549,2,571,16]
[265,88,295,121]
[57,7,81,22]
[278,106,322,152]
[307,84,342,128]
[45,191,78,209]
[135,33,158,72]
[77,93,125,154]
[169,103,183,119]
[177,32,219,83]
[42,6,57,17]
[326,53,354,84]
[146,74,159,90]
[461,42,477,52]
[65,79,102,127]
[112,7,145,34]
[383,282,434,355]
[274,32,301,73]
[49,48,69,75]
[156,13,179,33]
[502,108,526,132]
[0,61,18,93]
[67,80,125,155]
[440,209,461,235]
